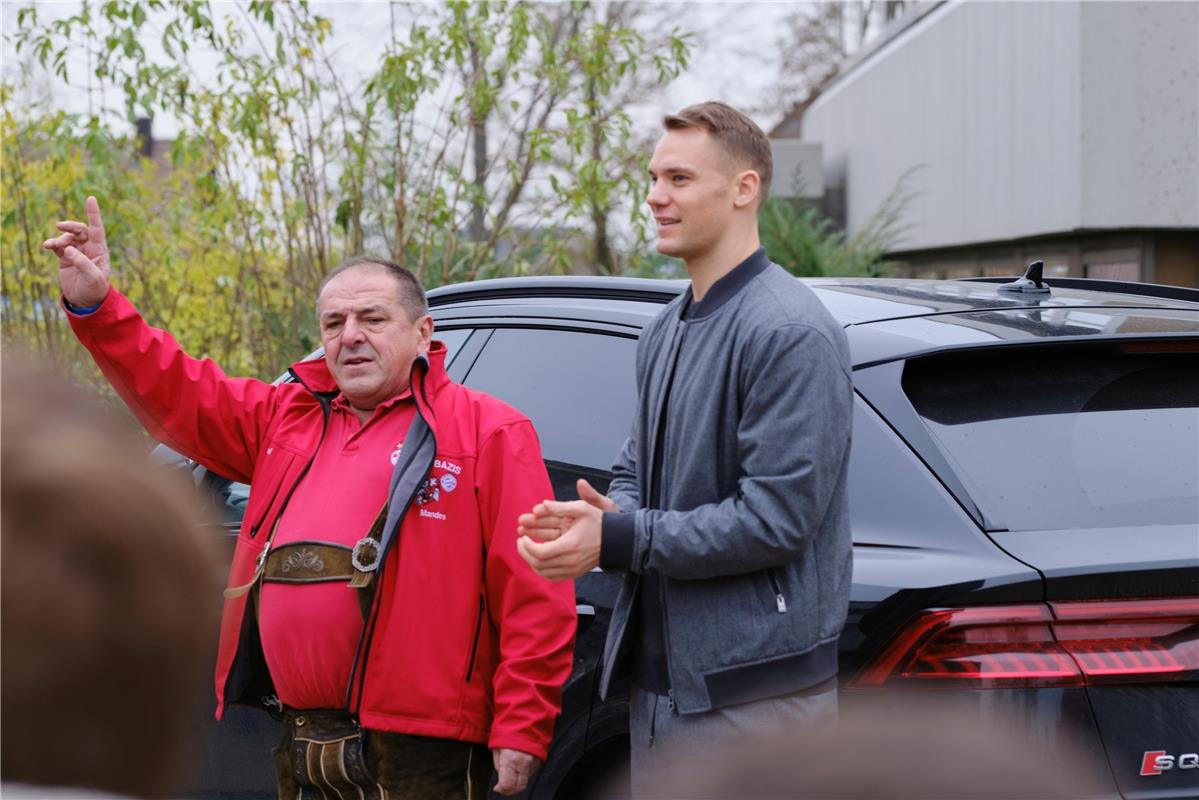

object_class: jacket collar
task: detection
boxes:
[682,247,770,320]
[288,339,452,399]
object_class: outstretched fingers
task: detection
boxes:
[42,226,86,253]
[85,196,107,244]
[517,513,564,542]
[518,498,596,541]
[538,499,593,518]
[517,535,574,581]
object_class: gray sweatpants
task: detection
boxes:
[628,685,838,799]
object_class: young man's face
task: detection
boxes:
[318,266,432,414]
[646,127,741,263]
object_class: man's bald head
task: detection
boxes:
[318,256,427,322]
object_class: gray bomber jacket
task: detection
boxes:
[598,252,854,713]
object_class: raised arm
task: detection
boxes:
[44,197,280,482]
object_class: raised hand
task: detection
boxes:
[42,196,111,308]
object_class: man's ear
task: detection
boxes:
[417,314,434,354]
[732,169,761,210]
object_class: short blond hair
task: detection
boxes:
[665,101,773,201]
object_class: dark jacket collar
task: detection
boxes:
[682,247,770,320]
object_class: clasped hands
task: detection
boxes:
[517,479,615,581]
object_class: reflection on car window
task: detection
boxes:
[433,328,471,365]
[463,328,637,471]
[904,346,1199,532]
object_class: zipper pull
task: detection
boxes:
[776,594,788,613]
[649,694,658,747]
[667,689,679,716]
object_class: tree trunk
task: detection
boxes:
[469,39,488,244]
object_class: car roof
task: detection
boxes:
[427,275,1199,366]
[429,274,1199,318]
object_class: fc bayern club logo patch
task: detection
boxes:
[440,473,458,492]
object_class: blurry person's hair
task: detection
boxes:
[664,101,773,203]
[1,353,219,799]
[647,695,1105,799]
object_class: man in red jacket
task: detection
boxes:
[44,197,576,799]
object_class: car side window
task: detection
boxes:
[461,327,638,499]
[432,328,471,364]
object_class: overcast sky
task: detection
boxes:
[2,0,799,138]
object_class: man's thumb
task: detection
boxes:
[64,246,101,280]
[577,479,616,511]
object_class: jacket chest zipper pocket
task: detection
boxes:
[464,595,484,683]
[767,569,788,614]
[246,467,290,539]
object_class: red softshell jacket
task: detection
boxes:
[68,290,576,760]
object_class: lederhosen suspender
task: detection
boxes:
[222,376,432,621]
[223,507,384,622]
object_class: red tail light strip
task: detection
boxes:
[849,597,1199,688]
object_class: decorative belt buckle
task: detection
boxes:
[351,538,380,572]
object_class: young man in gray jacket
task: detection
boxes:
[518,101,853,793]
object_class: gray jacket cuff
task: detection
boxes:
[600,512,636,571]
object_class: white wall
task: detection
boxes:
[770,141,825,199]
[802,1,1198,251]
[1080,2,1199,228]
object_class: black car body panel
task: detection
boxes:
[996,528,1199,600]
[168,275,1198,799]
[845,307,1199,367]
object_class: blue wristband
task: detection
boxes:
[63,297,102,315]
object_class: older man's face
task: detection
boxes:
[318,266,432,414]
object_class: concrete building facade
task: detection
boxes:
[775,1,1199,286]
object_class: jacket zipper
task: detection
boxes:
[661,580,680,717]
[247,477,287,540]
[346,362,436,711]
[657,318,685,718]
[224,389,332,710]
[767,568,788,613]
[464,594,485,683]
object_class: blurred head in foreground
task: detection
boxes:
[644,695,1104,799]
[1,355,218,799]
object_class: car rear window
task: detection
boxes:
[902,342,1199,532]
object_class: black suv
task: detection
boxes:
[175,274,1199,800]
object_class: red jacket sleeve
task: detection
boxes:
[67,289,279,484]
[476,418,577,760]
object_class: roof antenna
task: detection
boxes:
[998,260,1051,294]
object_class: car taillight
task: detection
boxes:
[848,597,1199,689]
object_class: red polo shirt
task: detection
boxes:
[258,392,415,709]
